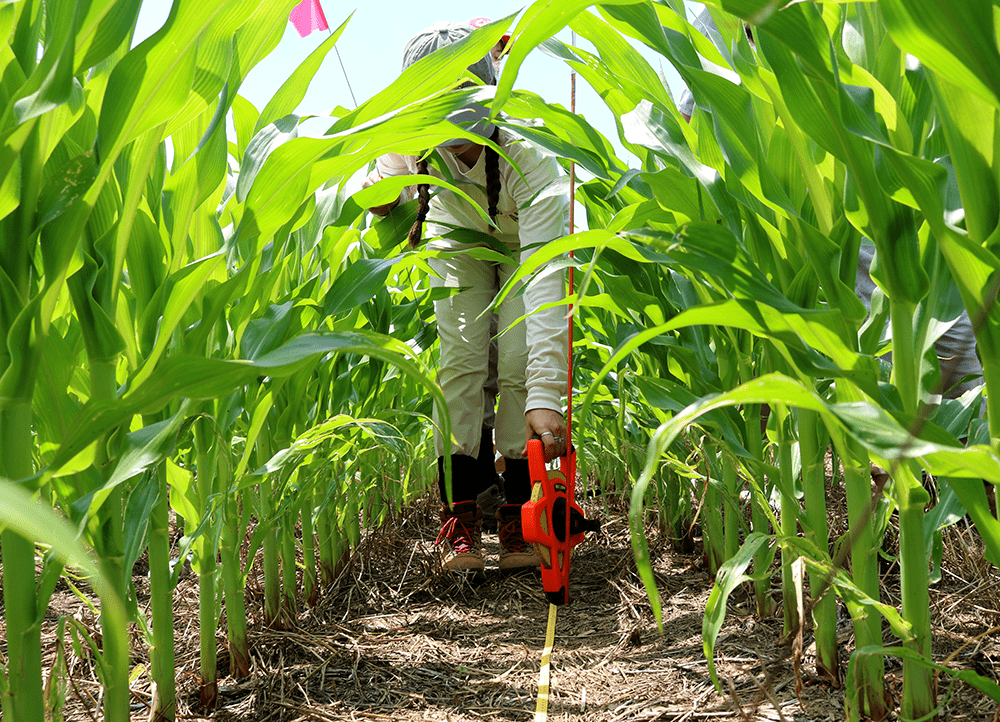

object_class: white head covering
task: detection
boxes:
[401,21,496,146]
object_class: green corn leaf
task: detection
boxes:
[923,479,966,583]
[231,95,260,162]
[31,331,81,449]
[125,208,168,353]
[574,294,877,422]
[129,251,227,389]
[250,415,406,477]
[794,549,914,641]
[97,0,232,159]
[925,73,1000,248]
[881,0,1000,111]
[838,63,913,153]
[717,1,834,79]
[351,173,498,228]
[234,385,278,479]
[75,0,143,71]
[236,114,299,203]
[493,229,646,307]
[665,300,869,379]
[100,402,193,498]
[0,479,127,660]
[122,470,158,579]
[10,0,78,125]
[322,257,400,319]
[254,14,351,135]
[641,167,702,223]
[571,10,674,113]
[634,376,752,459]
[495,1,645,113]
[0,294,49,402]
[635,373,1000,488]
[0,153,19,222]
[3,1,76,125]
[620,101,741,225]
[237,94,508,243]
[67,255,127,364]
[166,458,200,528]
[329,16,511,132]
[702,531,772,689]
[760,34,931,307]
[47,330,445,479]
[36,150,98,227]
[504,91,624,174]
[849,645,1000,703]
[181,261,254,355]
[35,553,67,627]
[241,302,294,360]
[755,32,845,162]
[110,132,165,320]
[228,0,299,90]
[158,0,261,140]
[164,119,229,267]
[877,147,1000,356]
[500,119,613,181]
[942,476,1000,568]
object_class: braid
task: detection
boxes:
[485,127,501,234]
[408,157,430,248]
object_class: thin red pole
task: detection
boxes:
[562,31,578,599]
[566,31,576,448]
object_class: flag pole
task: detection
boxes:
[291,0,357,109]
[332,42,358,108]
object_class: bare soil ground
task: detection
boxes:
[15,488,1000,721]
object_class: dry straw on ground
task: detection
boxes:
[7,487,1000,721]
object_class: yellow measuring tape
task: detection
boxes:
[534,603,558,721]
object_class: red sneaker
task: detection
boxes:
[436,501,484,573]
[497,504,540,572]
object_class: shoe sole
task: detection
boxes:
[447,566,487,584]
[498,563,541,576]
[442,553,486,579]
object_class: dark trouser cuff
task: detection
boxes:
[437,454,482,505]
[502,457,531,505]
[477,427,495,479]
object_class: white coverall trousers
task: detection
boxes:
[430,248,528,461]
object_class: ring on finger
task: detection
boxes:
[540,431,554,437]
[553,436,565,443]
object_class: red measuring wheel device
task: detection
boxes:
[521,439,599,606]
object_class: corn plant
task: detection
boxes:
[7,2,1000,721]
[2,1,514,718]
[523,2,1000,720]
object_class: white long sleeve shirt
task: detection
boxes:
[367,130,569,413]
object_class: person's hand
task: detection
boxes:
[526,408,567,462]
[362,177,401,217]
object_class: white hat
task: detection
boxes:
[401,21,496,145]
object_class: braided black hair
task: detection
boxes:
[407,129,503,247]
[407,156,430,248]
[485,126,501,234]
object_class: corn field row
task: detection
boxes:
[2,1,1000,721]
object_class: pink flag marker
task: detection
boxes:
[289,0,328,37]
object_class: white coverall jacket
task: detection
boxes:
[368,130,569,459]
